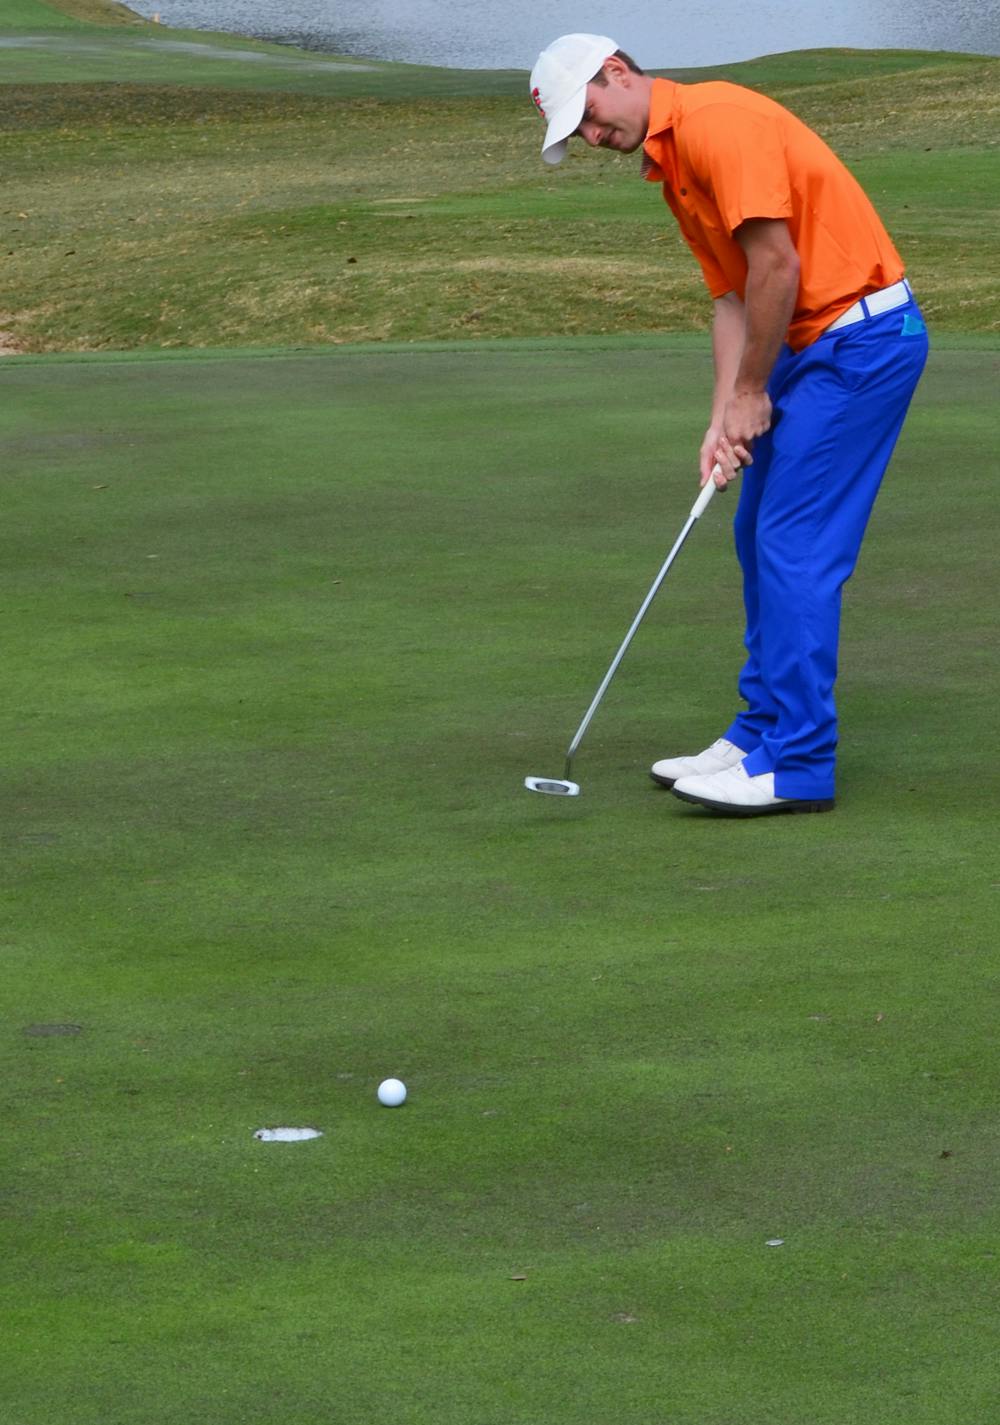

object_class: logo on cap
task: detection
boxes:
[531,86,546,118]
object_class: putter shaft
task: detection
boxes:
[563,475,718,777]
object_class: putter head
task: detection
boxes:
[524,776,580,797]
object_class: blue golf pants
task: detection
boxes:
[721,294,929,800]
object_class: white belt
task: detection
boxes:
[825,278,913,332]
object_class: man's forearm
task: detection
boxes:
[735,241,800,393]
[711,293,746,421]
[706,220,800,482]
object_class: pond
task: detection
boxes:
[126,0,1000,71]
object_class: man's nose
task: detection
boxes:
[578,120,603,147]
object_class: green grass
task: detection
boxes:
[0,13,997,352]
[3,337,1000,1423]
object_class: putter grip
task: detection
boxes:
[691,466,722,519]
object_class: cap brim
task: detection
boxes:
[541,86,587,165]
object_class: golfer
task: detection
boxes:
[529,35,929,815]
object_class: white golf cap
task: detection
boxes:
[530,33,619,165]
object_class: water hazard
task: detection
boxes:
[127,0,1000,71]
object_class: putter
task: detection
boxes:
[524,471,720,797]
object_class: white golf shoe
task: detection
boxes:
[650,737,747,788]
[671,762,835,816]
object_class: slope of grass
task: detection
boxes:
[0,31,997,353]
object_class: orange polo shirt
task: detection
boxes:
[642,78,904,350]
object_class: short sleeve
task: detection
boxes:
[681,105,793,236]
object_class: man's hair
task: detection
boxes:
[591,49,644,83]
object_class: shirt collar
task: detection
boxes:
[641,77,680,179]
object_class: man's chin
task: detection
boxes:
[601,134,642,154]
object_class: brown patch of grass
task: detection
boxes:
[41,0,150,26]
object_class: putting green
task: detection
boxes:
[3,337,998,1424]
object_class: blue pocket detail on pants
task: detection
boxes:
[902,311,927,336]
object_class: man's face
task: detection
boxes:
[575,68,648,154]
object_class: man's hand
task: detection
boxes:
[701,387,774,490]
[718,387,773,473]
[700,387,773,490]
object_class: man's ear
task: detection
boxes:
[602,54,630,85]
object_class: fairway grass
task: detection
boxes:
[3,338,999,1423]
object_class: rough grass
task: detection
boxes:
[0,41,998,353]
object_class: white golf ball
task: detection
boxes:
[377,1077,407,1107]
